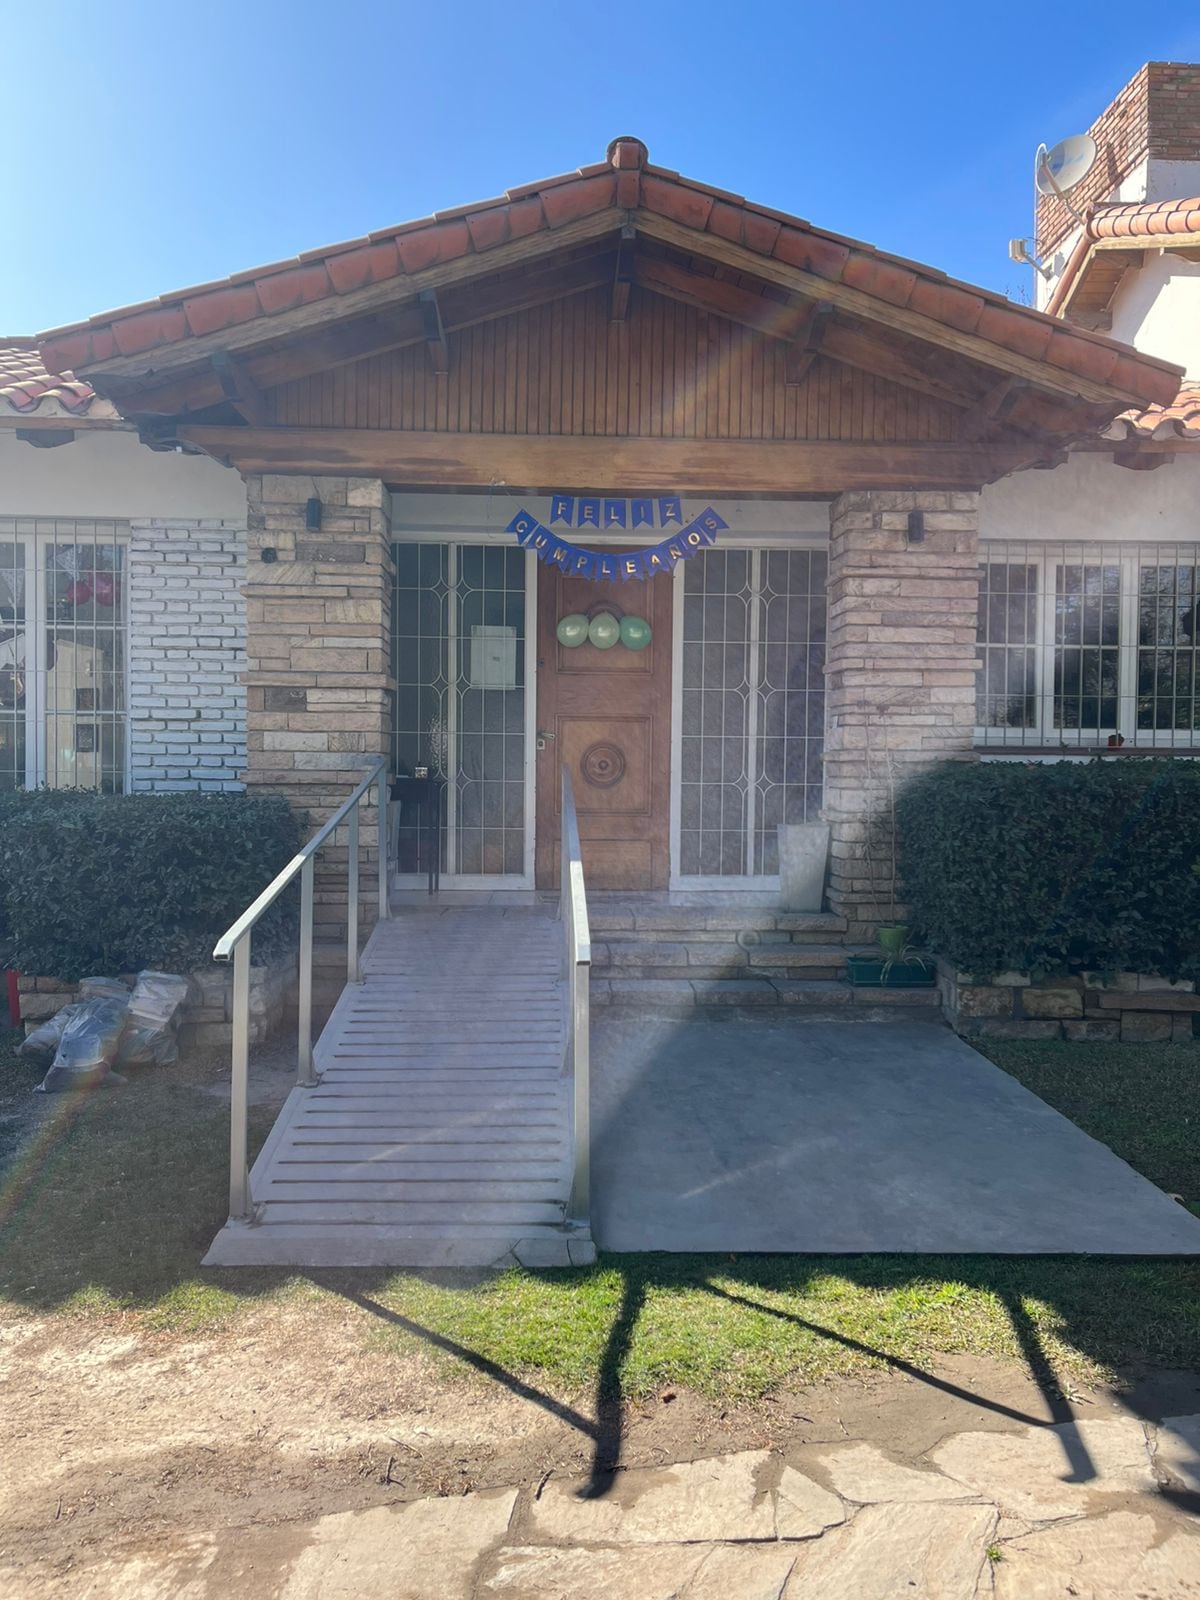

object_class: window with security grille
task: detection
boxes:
[0,520,129,792]
[678,547,827,879]
[390,542,527,877]
[976,542,1200,747]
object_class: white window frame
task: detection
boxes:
[976,541,1200,750]
[389,529,538,889]
[669,538,829,889]
[0,519,131,792]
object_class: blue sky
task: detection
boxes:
[5,3,1200,334]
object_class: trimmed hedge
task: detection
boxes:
[0,791,302,980]
[896,760,1200,982]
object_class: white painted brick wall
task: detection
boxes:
[128,518,247,792]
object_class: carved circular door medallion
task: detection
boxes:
[580,741,626,789]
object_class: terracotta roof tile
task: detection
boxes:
[1104,383,1200,440]
[36,139,1183,410]
[1047,195,1200,316]
[0,341,118,421]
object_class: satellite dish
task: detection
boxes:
[1035,134,1098,198]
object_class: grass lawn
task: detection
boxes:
[0,1028,1198,1403]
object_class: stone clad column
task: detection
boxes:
[823,490,981,936]
[242,474,392,973]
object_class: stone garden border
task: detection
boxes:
[938,959,1199,1043]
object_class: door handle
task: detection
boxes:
[536,729,556,751]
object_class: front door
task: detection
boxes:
[535,556,673,890]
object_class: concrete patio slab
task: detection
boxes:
[590,1016,1200,1254]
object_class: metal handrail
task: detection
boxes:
[560,765,591,1223]
[214,756,390,1222]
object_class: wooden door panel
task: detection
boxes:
[559,718,651,815]
[536,557,673,890]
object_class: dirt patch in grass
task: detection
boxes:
[2,1033,1200,1571]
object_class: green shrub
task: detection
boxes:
[0,790,302,980]
[896,760,1200,982]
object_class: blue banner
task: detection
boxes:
[505,504,728,581]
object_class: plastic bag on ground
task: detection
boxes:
[78,976,131,1002]
[39,996,130,1092]
[116,971,189,1069]
[18,1008,73,1066]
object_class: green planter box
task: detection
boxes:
[846,955,937,989]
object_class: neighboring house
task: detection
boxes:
[0,341,247,793]
[7,63,1197,941]
[978,61,1200,754]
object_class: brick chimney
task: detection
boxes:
[1037,62,1200,256]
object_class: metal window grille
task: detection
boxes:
[390,542,527,876]
[0,519,129,792]
[678,547,827,878]
[977,540,1200,748]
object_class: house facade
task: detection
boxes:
[7,64,1198,947]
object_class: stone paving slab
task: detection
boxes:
[930,1417,1157,1520]
[992,1509,1200,1599]
[482,1542,799,1599]
[16,1430,1200,1599]
[783,1501,998,1599]
[591,1015,1200,1252]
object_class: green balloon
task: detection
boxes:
[620,615,652,651]
[556,613,589,648]
[588,612,620,649]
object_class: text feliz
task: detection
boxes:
[505,495,728,582]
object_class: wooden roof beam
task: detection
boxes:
[959,376,1026,442]
[632,254,979,411]
[211,351,267,424]
[611,225,635,322]
[100,251,616,418]
[419,289,449,375]
[177,424,1049,492]
[784,302,833,387]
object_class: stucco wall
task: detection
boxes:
[0,428,246,520]
[1109,253,1200,375]
[980,451,1200,543]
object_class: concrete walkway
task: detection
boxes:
[590,1015,1200,1253]
[29,1417,1200,1597]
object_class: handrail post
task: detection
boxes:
[347,807,360,984]
[298,855,316,1087]
[569,947,590,1222]
[377,763,390,923]
[229,934,251,1220]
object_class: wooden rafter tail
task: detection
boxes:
[959,376,1025,442]
[419,290,449,375]
[611,225,636,323]
[784,302,833,387]
[211,351,267,425]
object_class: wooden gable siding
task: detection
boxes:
[266,285,963,442]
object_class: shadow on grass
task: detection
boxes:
[3,1047,1200,1501]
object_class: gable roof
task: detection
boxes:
[1047,194,1200,321]
[38,138,1181,431]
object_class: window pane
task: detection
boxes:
[42,532,126,792]
[975,563,1036,728]
[0,540,26,791]
[1054,563,1119,732]
[1137,563,1200,731]
[679,548,826,878]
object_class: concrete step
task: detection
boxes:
[588,907,848,941]
[591,942,862,982]
[592,974,943,1017]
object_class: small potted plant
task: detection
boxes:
[847,925,936,988]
